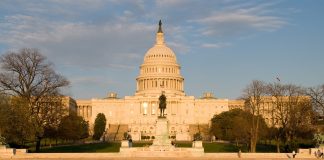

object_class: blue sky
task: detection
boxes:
[0,0,323,99]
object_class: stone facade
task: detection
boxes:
[76,22,245,141]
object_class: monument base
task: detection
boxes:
[151,117,172,146]
[119,117,204,157]
[119,147,204,157]
[121,140,129,148]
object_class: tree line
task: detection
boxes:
[210,80,324,152]
[0,48,110,152]
[0,49,90,152]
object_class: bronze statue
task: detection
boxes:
[158,20,163,33]
[159,92,166,117]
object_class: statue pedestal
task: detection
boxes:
[150,117,174,151]
[120,117,204,157]
[193,141,203,148]
[121,140,129,148]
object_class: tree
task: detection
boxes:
[0,96,34,147]
[210,109,268,150]
[58,114,89,141]
[80,119,90,140]
[307,84,324,116]
[0,92,9,139]
[267,82,314,152]
[93,113,106,140]
[0,48,69,152]
[242,80,267,152]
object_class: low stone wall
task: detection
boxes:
[120,147,204,157]
[299,148,311,154]
[0,146,28,159]
[0,145,317,159]
[2,152,317,159]
[15,148,27,154]
[0,146,13,155]
[7,153,121,159]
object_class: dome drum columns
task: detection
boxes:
[136,78,184,91]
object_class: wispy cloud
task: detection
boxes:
[190,2,286,36]
[201,42,231,48]
[0,1,289,61]
[0,14,154,69]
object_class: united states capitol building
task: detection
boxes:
[76,22,244,141]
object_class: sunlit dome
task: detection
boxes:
[144,45,177,64]
[143,20,177,64]
[136,20,184,96]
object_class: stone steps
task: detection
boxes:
[106,124,128,141]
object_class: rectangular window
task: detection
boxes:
[143,102,148,115]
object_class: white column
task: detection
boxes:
[86,106,88,118]
[143,79,145,89]
[140,80,142,90]
[178,80,180,90]
[167,79,169,88]
[89,106,92,117]
[173,79,175,90]
[148,79,150,89]
[182,81,184,91]
[147,79,149,89]
[142,80,144,90]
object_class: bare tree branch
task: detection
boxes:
[0,48,70,152]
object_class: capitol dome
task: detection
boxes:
[144,45,177,64]
[135,20,184,96]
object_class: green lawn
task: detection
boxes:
[39,142,121,153]
[37,141,277,153]
[175,141,192,147]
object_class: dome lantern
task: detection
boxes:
[156,20,164,45]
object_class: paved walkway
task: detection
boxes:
[1,154,318,160]
[0,158,319,160]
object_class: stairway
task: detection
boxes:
[106,124,119,141]
[106,124,128,141]
[189,124,210,140]
[115,124,128,140]
[113,124,120,141]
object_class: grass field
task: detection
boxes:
[39,142,121,153]
[203,143,239,153]
[37,141,277,153]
